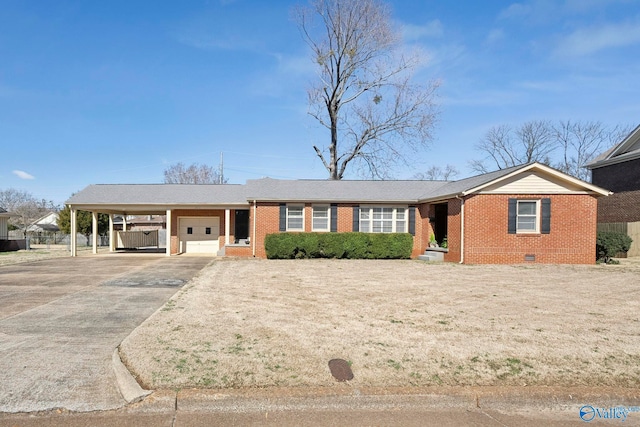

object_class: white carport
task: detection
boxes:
[66,184,249,257]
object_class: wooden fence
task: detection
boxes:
[116,230,159,249]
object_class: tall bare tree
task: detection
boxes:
[412,164,459,180]
[553,121,632,181]
[470,120,632,179]
[295,0,439,179]
[469,121,555,174]
[163,162,227,184]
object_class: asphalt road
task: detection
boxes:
[0,254,212,413]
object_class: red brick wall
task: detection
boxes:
[462,194,598,264]
[597,190,640,223]
[254,202,427,259]
[444,198,462,263]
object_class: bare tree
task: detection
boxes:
[553,121,633,181]
[470,120,632,179]
[295,0,439,180]
[412,164,459,180]
[0,189,58,237]
[163,162,227,184]
[469,121,555,173]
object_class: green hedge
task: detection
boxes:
[264,232,413,259]
[596,231,633,264]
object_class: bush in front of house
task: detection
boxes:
[596,231,633,264]
[264,232,413,259]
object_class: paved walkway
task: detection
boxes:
[0,255,212,413]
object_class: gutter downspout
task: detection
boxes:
[457,195,465,264]
[252,200,257,257]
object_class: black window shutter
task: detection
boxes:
[541,198,551,234]
[408,206,416,236]
[352,206,360,232]
[508,199,517,234]
[330,204,338,232]
[279,204,286,232]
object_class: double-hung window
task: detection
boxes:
[312,205,330,231]
[516,200,539,233]
[359,206,406,233]
[286,205,304,231]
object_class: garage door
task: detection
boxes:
[179,217,220,254]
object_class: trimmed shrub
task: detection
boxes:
[264,232,414,259]
[596,231,632,264]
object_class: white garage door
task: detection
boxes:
[179,217,220,254]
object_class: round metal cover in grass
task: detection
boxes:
[328,359,354,382]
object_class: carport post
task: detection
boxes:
[108,214,115,252]
[92,211,98,254]
[70,208,77,257]
[225,209,230,248]
[165,209,172,256]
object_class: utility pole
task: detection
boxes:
[219,152,224,184]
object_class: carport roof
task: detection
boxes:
[67,184,249,206]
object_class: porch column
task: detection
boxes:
[109,214,115,252]
[70,208,77,257]
[92,211,98,254]
[122,214,127,232]
[225,209,230,246]
[165,209,172,256]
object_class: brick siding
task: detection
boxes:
[253,202,427,259]
[462,194,598,264]
[597,190,640,223]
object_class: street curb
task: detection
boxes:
[112,348,152,404]
[170,386,640,414]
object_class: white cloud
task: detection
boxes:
[13,170,35,180]
[484,29,505,45]
[554,19,640,57]
[401,20,444,42]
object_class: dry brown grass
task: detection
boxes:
[120,258,640,390]
[0,245,92,266]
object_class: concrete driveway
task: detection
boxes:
[0,254,212,413]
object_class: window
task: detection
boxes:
[205,227,211,235]
[312,205,330,231]
[516,200,539,233]
[286,205,304,231]
[187,227,193,235]
[359,206,406,233]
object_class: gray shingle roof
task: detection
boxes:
[67,184,248,205]
[67,162,597,208]
[244,178,448,203]
[419,164,528,201]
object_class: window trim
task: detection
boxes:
[358,205,407,233]
[311,204,330,232]
[286,204,305,231]
[516,200,540,234]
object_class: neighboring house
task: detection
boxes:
[26,212,61,245]
[586,123,640,256]
[0,207,24,251]
[112,215,166,231]
[27,212,60,233]
[66,162,610,264]
[0,207,10,241]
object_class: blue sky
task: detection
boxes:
[1,0,639,206]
